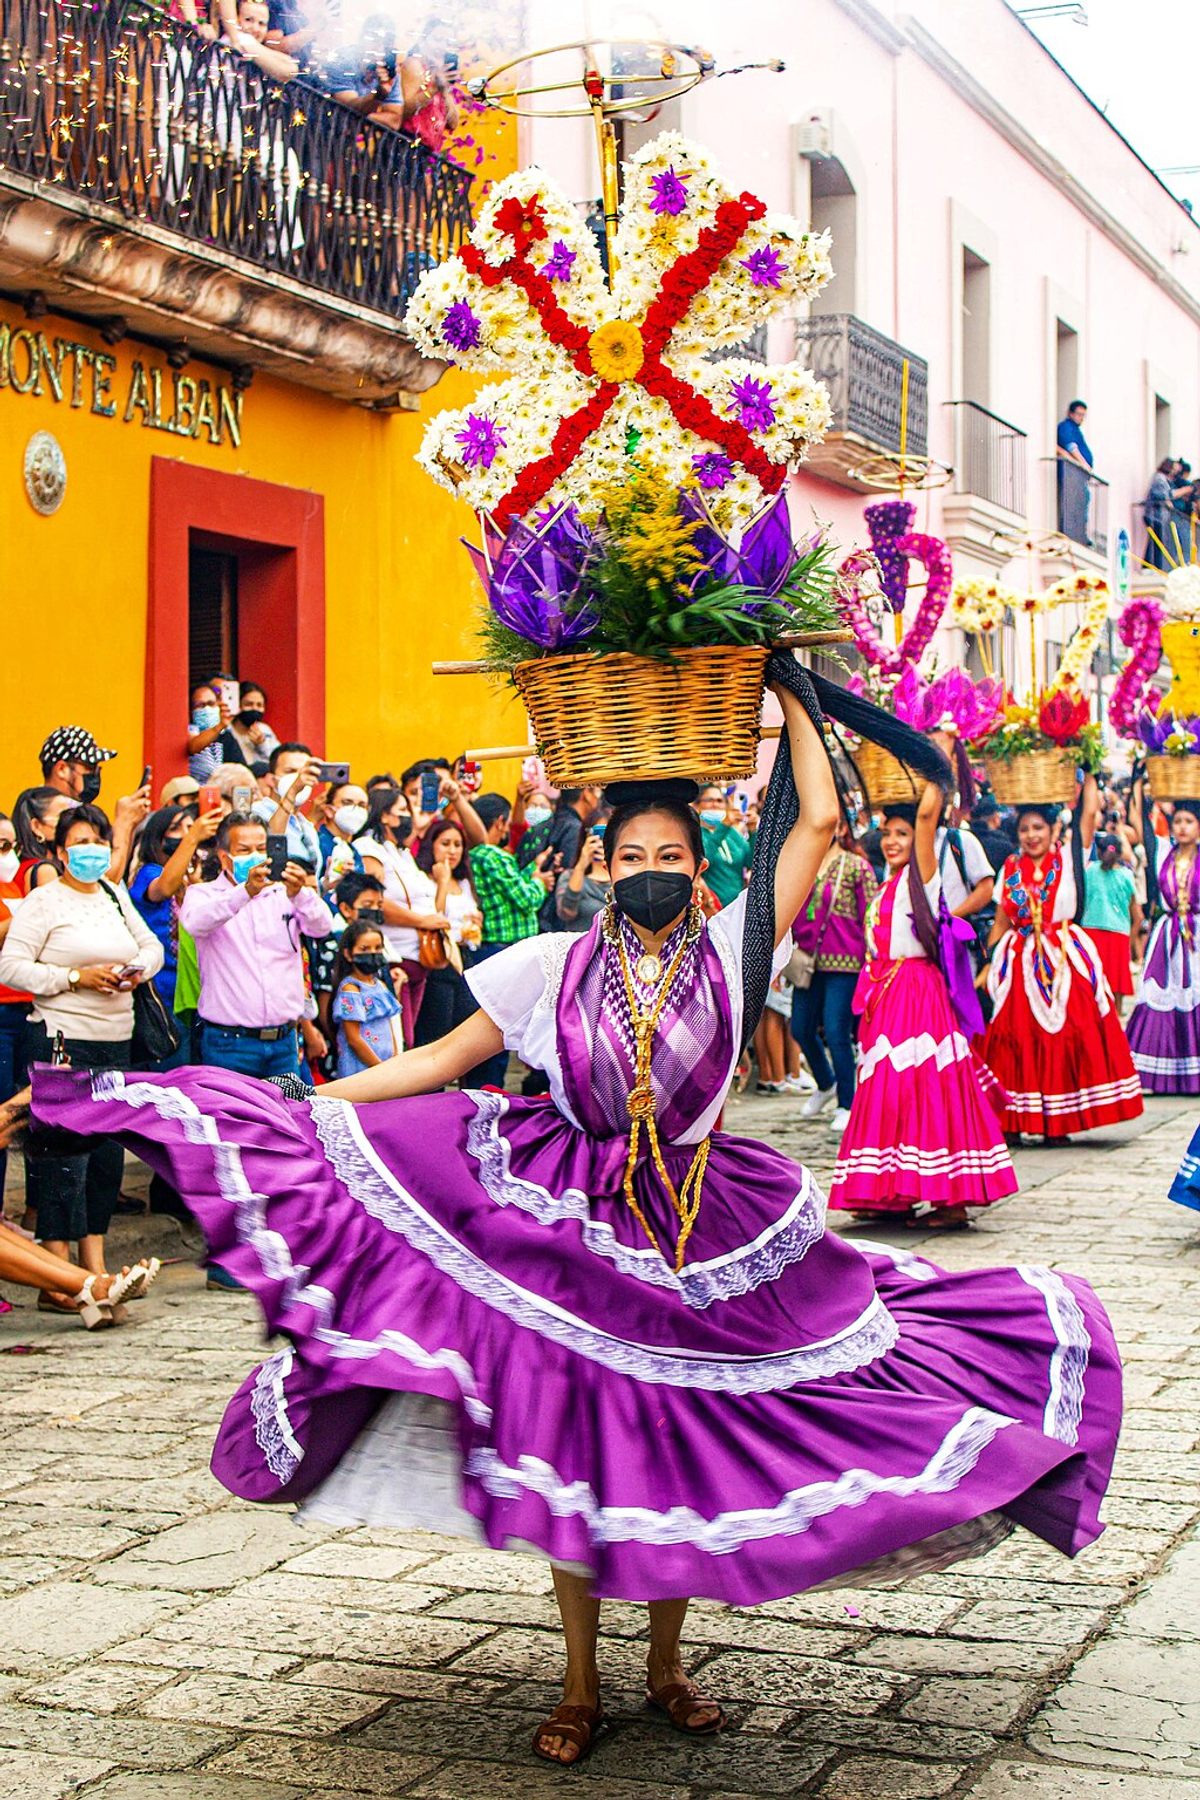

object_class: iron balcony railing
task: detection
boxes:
[794,313,928,456]
[945,399,1028,518]
[0,0,475,318]
[1044,456,1109,558]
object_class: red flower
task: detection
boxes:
[493,196,548,251]
[1038,687,1090,743]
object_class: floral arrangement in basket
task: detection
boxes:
[1108,567,1200,793]
[406,134,842,667]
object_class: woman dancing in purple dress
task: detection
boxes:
[9,669,1122,1770]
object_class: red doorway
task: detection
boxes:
[146,459,325,782]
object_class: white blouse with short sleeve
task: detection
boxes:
[464,891,787,1144]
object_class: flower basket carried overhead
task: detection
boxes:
[1146,755,1200,802]
[851,741,920,807]
[984,749,1079,808]
[408,132,850,778]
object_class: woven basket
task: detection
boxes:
[984,749,1078,807]
[513,647,771,785]
[1146,753,1200,802]
[851,740,920,807]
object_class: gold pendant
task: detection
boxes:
[635,953,663,985]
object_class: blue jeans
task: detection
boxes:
[462,942,511,1089]
[791,970,858,1110]
[199,1023,307,1083]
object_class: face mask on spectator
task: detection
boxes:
[699,809,724,828]
[335,805,369,838]
[80,770,102,804]
[66,842,111,883]
[389,817,413,845]
[232,851,267,884]
[358,905,384,925]
[525,804,552,827]
[236,707,264,728]
[0,848,17,883]
[351,952,387,974]
[193,705,220,730]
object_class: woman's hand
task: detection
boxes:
[190,804,225,844]
[417,912,452,932]
[76,964,123,994]
[0,1088,31,1147]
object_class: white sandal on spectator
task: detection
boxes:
[114,1258,161,1302]
[75,1275,117,1331]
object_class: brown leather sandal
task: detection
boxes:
[646,1676,726,1734]
[531,1700,606,1766]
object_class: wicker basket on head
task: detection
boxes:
[851,739,920,808]
[1146,754,1200,802]
[513,646,771,785]
[984,749,1078,807]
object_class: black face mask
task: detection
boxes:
[612,871,693,934]
[388,817,412,845]
[358,906,384,926]
[236,708,263,728]
[80,770,102,804]
[351,953,387,974]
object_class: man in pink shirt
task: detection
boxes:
[181,814,333,1084]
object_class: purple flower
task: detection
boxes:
[455,413,506,472]
[729,374,775,434]
[692,451,733,491]
[442,300,482,352]
[543,239,577,282]
[649,166,688,216]
[739,245,786,288]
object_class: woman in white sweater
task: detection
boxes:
[0,804,162,1300]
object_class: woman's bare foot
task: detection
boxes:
[533,1672,603,1765]
[646,1654,724,1733]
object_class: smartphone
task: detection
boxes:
[214,677,238,714]
[232,785,254,812]
[198,784,221,813]
[738,794,749,816]
[589,823,606,840]
[419,770,441,813]
[139,765,152,792]
[267,834,290,880]
[316,761,350,787]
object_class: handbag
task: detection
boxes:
[416,927,449,970]
[100,883,183,1065]
[785,854,847,988]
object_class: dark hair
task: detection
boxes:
[401,759,439,790]
[335,870,385,912]
[1160,456,1178,476]
[332,916,388,1003]
[12,786,70,862]
[239,680,267,706]
[268,742,311,775]
[474,792,512,832]
[603,798,704,871]
[1094,832,1122,870]
[416,815,470,881]
[881,802,917,827]
[138,804,195,869]
[1068,398,1087,413]
[1172,799,1200,826]
[215,810,264,853]
[1016,804,1060,828]
[365,772,399,792]
[55,802,112,849]
[364,786,409,846]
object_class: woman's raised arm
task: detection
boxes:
[768,684,840,945]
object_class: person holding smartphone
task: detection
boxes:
[252,743,325,867]
[187,682,232,783]
[555,826,611,934]
[0,804,163,1306]
[181,813,333,1090]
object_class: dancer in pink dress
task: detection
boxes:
[830,778,1017,1227]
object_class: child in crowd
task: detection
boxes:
[331,920,404,1077]
[1081,830,1141,1011]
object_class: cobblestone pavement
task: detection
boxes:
[2,1089,1199,1800]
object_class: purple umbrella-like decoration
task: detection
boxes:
[463,507,600,650]
[683,488,800,601]
[864,499,917,615]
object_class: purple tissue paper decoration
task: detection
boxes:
[470,508,600,649]
[739,245,786,288]
[649,166,689,216]
[1137,707,1200,752]
[864,499,917,615]
[729,374,776,434]
[893,664,1004,741]
[682,490,797,602]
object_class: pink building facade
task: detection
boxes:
[524,0,1200,691]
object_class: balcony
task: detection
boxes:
[793,312,929,492]
[1037,457,1110,579]
[0,0,474,401]
[941,400,1028,571]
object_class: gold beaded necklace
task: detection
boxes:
[605,903,710,1272]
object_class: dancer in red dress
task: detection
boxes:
[983,785,1142,1139]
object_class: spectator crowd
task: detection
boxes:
[0,683,1157,1323]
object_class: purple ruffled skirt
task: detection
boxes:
[31,1066,1121,1604]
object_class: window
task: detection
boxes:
[961,248,991,407]
[1155,393,1172,465]
[1056,319,1079,419]
[188,543,238,691]
[809,157,857,317]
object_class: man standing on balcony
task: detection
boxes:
[1056,399,1094,544]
